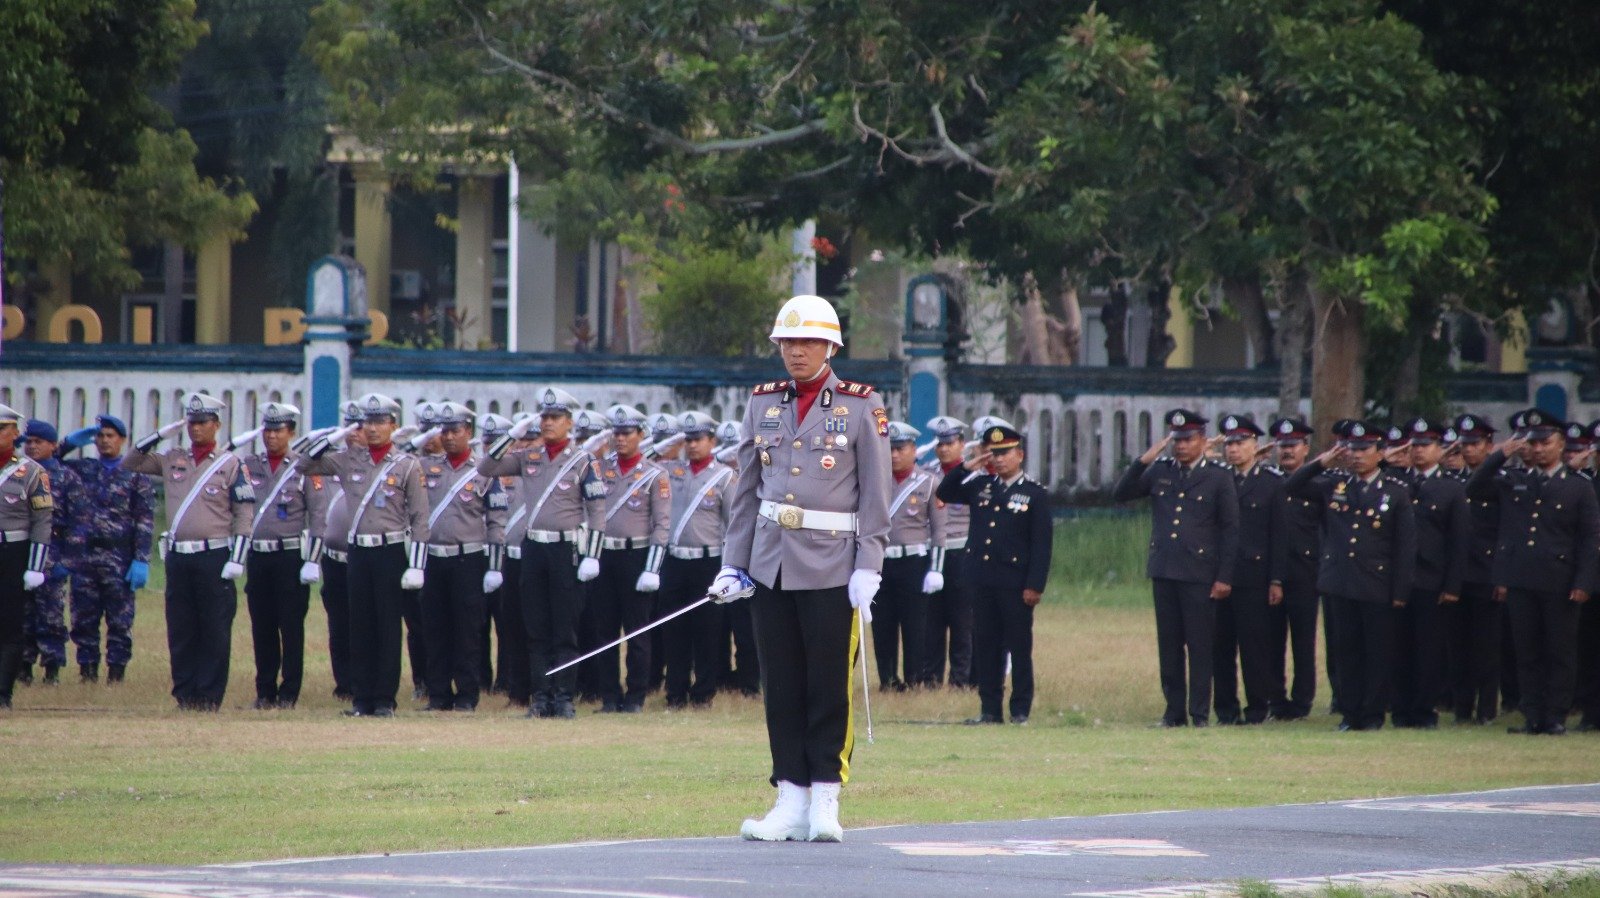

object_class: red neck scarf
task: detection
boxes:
[0,450,13,468]
[368,443,392,464]
[893,468,912,484]
[190,443,216,466]
[267,452,285,473]
[447,449,472,469]
[545,438,570,460]
[941,460,961,474]
[793,368,828,424]
[617,452,641,476]
[689,456,713,475]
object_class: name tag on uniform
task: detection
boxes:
[760,420,780,429]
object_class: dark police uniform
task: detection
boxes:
[1113,410,1238,726]
[1574,420,1600,731]
[0,403,55,708]
[1213,415,1281,725]
[1443,413,1503,723]
[1284,421,1416,731]
[22,422,79,680]
[1266,417,1320,719]
[1465,408,1600,734]
[937,424,1052,724]
[1390,418,1468,728]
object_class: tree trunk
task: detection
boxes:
[1226,275,1277,368]
[1145,279,1176,368]
[1017,272,1053,365]
[1310,282,1365,445]
[1053,268,1083,365]
[1274,271,1311,421]
[1390,331,1423,419]
[1102,283,1130,367]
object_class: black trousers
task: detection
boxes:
[722,600,760,695]
[321,556,352,697]
[165,548,237,707]
[872,555,929,688]
[1501,601,1521,711]
[1214,584,1273,723]
[1332,596,1394,730]
[1442,581,1501,721]
[1268,565,1319,718]
[401,584,427,692]
[245,548,310,704]
[583,546,653,706]
[662,555,723,705]
[920,547,973,687]
[1505,587,1582,728]
[1152,578,1214,724]
[1391,587,1446,726]
[1575,598,1600,726]
[971,572,1035,720]
[1322,594,1343,715]
[347,542,406,713]
[421,550,489,709]
[752,580,857,786]
[520,538,584,702]
[493,555,528,702]
[0,542,26,647]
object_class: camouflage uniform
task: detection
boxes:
[62,455,154,671]
[23,457,80,670]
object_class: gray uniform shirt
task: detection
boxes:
[887,468,948,549]
[923,459,971,545]
[598,454,670,544]
[724,369,892,590]
[242,452,308,541]
[666,459,736,548]
[419,452,508,547]
[300,445,430,543]
[0,455,54,545]
[479,441,606,537]
[125,445,254,541]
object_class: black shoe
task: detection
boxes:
[80,663,99,683]
[105,664,125,683]
[1215,715,1239,726]
[333,687,353,701]
[1191,718,1209,728]
[252,698,277,710]
[1010,714,1030,725]
[619,702,643,713]
[16,664,33,686]
[1574,719,1600,732]
[1338,722,1360,732]
[597,700,622,713]
[1507,723,1542,734]
[278,699,297,710]
[963,714,1003,725]
[1544,722,1567,736]
[41,664,60,686]
[372,707,395,718]
[1157,718,1186,728]
[454,703,476,713]
[412,686,426,701]
[425,701,453,712]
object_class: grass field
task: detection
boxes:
[3,513,1597,866]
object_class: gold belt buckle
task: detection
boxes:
[776,503,804,530]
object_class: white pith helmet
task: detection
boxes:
[769,294,843,348]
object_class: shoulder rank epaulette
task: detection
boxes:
[752,380,792,395]
[1263,464,1283,476]
[836,380,875,397]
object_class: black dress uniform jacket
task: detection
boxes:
[1273,470,1324,585]
[935,470,1052,593]
[1233,464,1284,588]
[1466,452,1600,595]
[1112,458,1239,586]
[1453,467,1501,586]
[1284,462,1417,605]
[1401,467,1469,596]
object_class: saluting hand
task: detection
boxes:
[1496,435,1527,457]
[1138,435,1172,466]
[963,449,992,472]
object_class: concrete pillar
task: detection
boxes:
[791,220,817,296]
[1166,285,1193,368]
[454,175,495,349]
[353,164,392,316]
[195,233,232,343]
[510,164,558,351]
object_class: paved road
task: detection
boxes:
[3,783,1597,897]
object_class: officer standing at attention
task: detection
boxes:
[474,413,514,695]
[57,415,154,684]
[417,402,507,712]
[1114,410,1238,727]
[300,393,431,717]
[921,416,973,688]
[1266,417,1319,719]
[1466,409,1599,735]
[584,405,669,713]
[0,404,55,709]
[712,293,891,844]
[20,421,79,686]
[875,421,947,690]
[936,423,1052,725]
[301,399,365,701]
[1390,417,1468,729]
[479,388,608,720]
[127,393,255,711]
[1214,414,1280,725]
[660,411,737,709]
[482,413,533,706]
[1443,413,1503,724]
[240,403,313,709]
[1284,421,1416,731]
[714,420,760,698]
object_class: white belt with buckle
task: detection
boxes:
[352,531,407,548]
[601,536,650,550]
[758,500,858,533]
[427,542,486,558]
[0,529,29,543]
[505,546,522,559]
[323,548,349,563]
[668,545,722,560]
[170,537,230,554]
[251,537,303,553]
[884,543,929,559]
[525,529,578,544]
[946,537,968,550]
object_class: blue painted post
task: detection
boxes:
[303,255,370,429]
[904,274,949,452]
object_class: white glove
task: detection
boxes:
[299,562,322,584]
[221,562,245,581]
[709,565,755,603]
[576,557,601,582]
[483,570,504,593]
[508,416,538,440]
[921,570,945,594]
[22,570,45,590]
[400,567,425,590]
[848,570,881,624]
[407,426,443,452]
[635,570,661,592]
[160,419,187,437]
[225,427,263,451]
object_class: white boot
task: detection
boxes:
[808,781,843,842]
[739,781,810,841]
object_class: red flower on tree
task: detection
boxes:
[810,236,838,261]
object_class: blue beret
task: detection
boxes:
[96,414,129,437]
[24,419,59,443]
